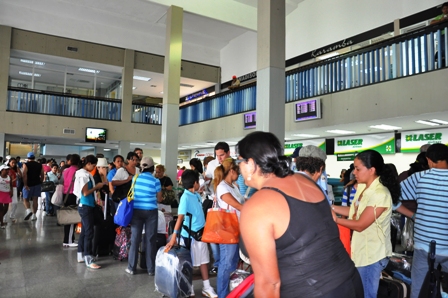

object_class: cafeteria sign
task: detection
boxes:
[401,129,448,153]
[284,139,326,156]
[334,133,395,158]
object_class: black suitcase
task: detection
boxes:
[93,198,116,256]
[378,272,407,298]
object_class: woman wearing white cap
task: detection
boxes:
[0,165,13,229]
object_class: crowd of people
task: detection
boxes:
[1,136,447,298]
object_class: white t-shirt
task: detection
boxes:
[157,210,167,234]
[205,159,220,179]
[0,175,11,192]
[112,167,140,181]
[216,180,244,219]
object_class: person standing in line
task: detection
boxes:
[331,150,400,298]
[134,148,143,168]
[61,154,80,247]
[0,165,13,229]
[4,158,21,222]
[73,155,106,269]
[125,156,162,276]
[22,152,44,221]
[45,164,60,216]
[204,142,232,276]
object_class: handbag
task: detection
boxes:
[114,174,138,227]
[57,175,81,225]
[401,217,414,251]
[338,224,351,257]
[41,181,55,192]
[161,177,176,205]
[202,202,240,244]
[51,184,64,207]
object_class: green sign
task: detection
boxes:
[334,133,395,155]
[284,139,326,155]
[337,153,357,161]
[401,129,448,153]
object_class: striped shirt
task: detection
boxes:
[400,169,448,255]
[341,185,357,207]
[133,172,161,210]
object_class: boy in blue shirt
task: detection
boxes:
[165,170,217,298]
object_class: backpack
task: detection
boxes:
[202,195,214,219]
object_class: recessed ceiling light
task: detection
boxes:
[19,71,41,77]
[292,134,321,137]
[160,92,164,94]
[326,130,356,134]
[132,87,137,90]
[415,120,440,126]
[78,68,100,74]
[369,124,402,130]
[20,59,45,66]
[429,119,448,125]
[104,149,111,151]
[284,138,292,140]
[133,76,151,81]
[130,143,145,146]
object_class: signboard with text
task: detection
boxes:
[401,128,448,153]
[284,139,326,156]
[334,134,395,158]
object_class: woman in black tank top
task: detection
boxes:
[236,132,363,298]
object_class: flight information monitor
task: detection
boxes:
[294,98,321,122]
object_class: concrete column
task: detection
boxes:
[121,49,135,123]
[0,133,5,158]
[161,6,183,181]
[0,26,12,113]
[118,141,130,157]
[256,0,286,144]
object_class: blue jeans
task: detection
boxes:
[45,192,54,214]
[78,205,95,262]
[411,248,448,298]
[357,257,389,298]
[128,209,158,273]
[217,243,239,298]
[210,243,220,267]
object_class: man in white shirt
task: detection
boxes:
[203,141,230,276]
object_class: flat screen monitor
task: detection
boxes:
[294,98,322,122]
[85,127,107,143]
[244,112,256,129]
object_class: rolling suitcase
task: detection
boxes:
[94,196,116,256]
[113,226,131,261]
[378,272,407,298]
[155,215,193,297]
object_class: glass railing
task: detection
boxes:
[179,82,256,125]
[181,22,447,125]
[286,22,448,102]
[131,104,162,125]
[7,87,121,120]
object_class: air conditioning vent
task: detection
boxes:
[63,128,75,135]
[78,80,90,84]
[180,83,194,88]
[67,46,78,52]
[67,73,74,76]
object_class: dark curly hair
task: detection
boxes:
[236,131,293,178]
[356,150,401,204]
[407,152,429,176]
[296,156,325,175]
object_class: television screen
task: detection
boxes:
[85,128,107,143]
[243,112,256,129]
[295,98,322,122]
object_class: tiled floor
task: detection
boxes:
[0,203,217,298]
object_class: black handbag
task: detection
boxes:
[41,179,56,192]
[93,204,104,226]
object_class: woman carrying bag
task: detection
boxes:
[73,155,106,269]
[213,158,244,298]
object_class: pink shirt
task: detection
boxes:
[42,164,51,173]
[63,166,78,194]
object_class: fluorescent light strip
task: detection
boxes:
[78,68,100,74]
[369,124,402,130]
[326,130,356,134]
[415,120,440,126]
[130,143,145,146]
[104,149,111,151]
[19,71,41,77]
[292,134,321,137]
[20,59,45,66]
[429,119,448,125]
[133,76,151,81]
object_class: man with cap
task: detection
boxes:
[22,152,44,220]
[290,147,302,172]
[228,75,240,90]
[296,145,333,204]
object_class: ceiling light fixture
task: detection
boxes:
[78,68,100,74]
[133,76,151,81]
[429,119,448,125]
[19,71,41,77]
[160,92,164,94]
[369,124,402,130]
[132,87,137,90]
[415,120,440,126]
[104,149,111,151]
[20,59,45,65]
[130,143,145,146]
[317,52,340,60]
[292,134,321,137]
[326,129,356,134]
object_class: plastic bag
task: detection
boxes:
[229,269,251,292]
[401,218,414,251]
